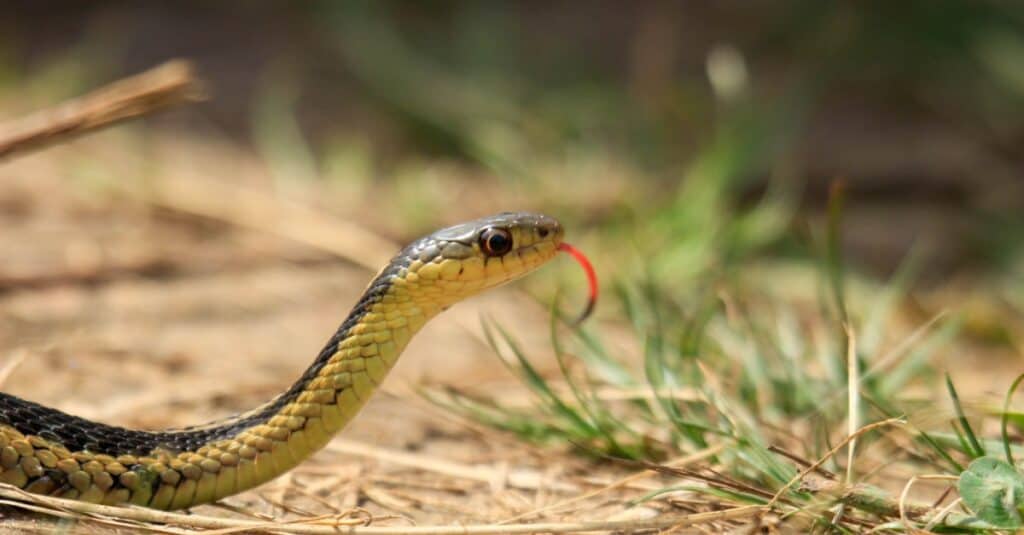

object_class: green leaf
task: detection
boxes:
[958,457,1024,528]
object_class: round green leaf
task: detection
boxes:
[958,457,1024,528]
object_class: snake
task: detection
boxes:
[0,212,597,510]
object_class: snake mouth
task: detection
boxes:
[557,242,598,325]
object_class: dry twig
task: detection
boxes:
[0,59,204,160]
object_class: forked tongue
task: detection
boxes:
[557,242,598,325]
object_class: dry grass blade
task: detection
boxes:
[834,323,859,524]
[0,349,27,389]
[768,418,905,507]
[501,443,727,523]
[326,439,578,493]
[0,482,764,534]
[0,59,205,160]
[897,474,959,530]
[146,176,397,271]
[924,497,963,531]
[844,324,860,487]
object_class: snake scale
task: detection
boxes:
[0,212,595,510]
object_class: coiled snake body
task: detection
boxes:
[0,212,584,509]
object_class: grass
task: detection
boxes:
[69,48,1024,530]
[426,178,1024,531]
[6,4,1024,532]
[280,14,1024,528]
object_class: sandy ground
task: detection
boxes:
[1,130,1019,533]
[0,135,693,533]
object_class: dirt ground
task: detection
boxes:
[0,132,713,533]
[1,125,1021,534]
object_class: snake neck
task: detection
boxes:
[0,213,563,509]
[0,254,451,509]
[213,259,448,483]
[259,283,442,442]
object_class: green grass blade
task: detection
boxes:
[549,300,638,457]
[484,317,600,438]
[946,373,985,459]
[1002,373,1024,465]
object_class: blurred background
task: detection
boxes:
[5,0,1024,277]
[2,1,1024,418]
[3,2,1024,528]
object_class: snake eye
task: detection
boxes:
[480,227,513,256]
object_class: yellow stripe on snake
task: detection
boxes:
[0,212,593,509]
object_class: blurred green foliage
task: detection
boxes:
[5,2,1024,278]
[5,2,1024,529]
[309,1,1024,277]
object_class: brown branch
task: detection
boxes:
[0,59,205,160]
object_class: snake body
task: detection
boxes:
[0,212,565,509]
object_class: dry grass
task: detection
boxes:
[0,102,760,531]
[0,147,682,533]
[0,156,984,532]
[0,482,766,534]
[0,61,1018,533]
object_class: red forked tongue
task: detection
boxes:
[557,242,598,325]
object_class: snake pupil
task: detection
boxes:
[480,228,513,256]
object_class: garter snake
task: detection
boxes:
[0,212,596,509]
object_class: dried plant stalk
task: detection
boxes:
[0,483,764,534]
[0,59,204,160]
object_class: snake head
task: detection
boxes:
[390,212,564,308]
